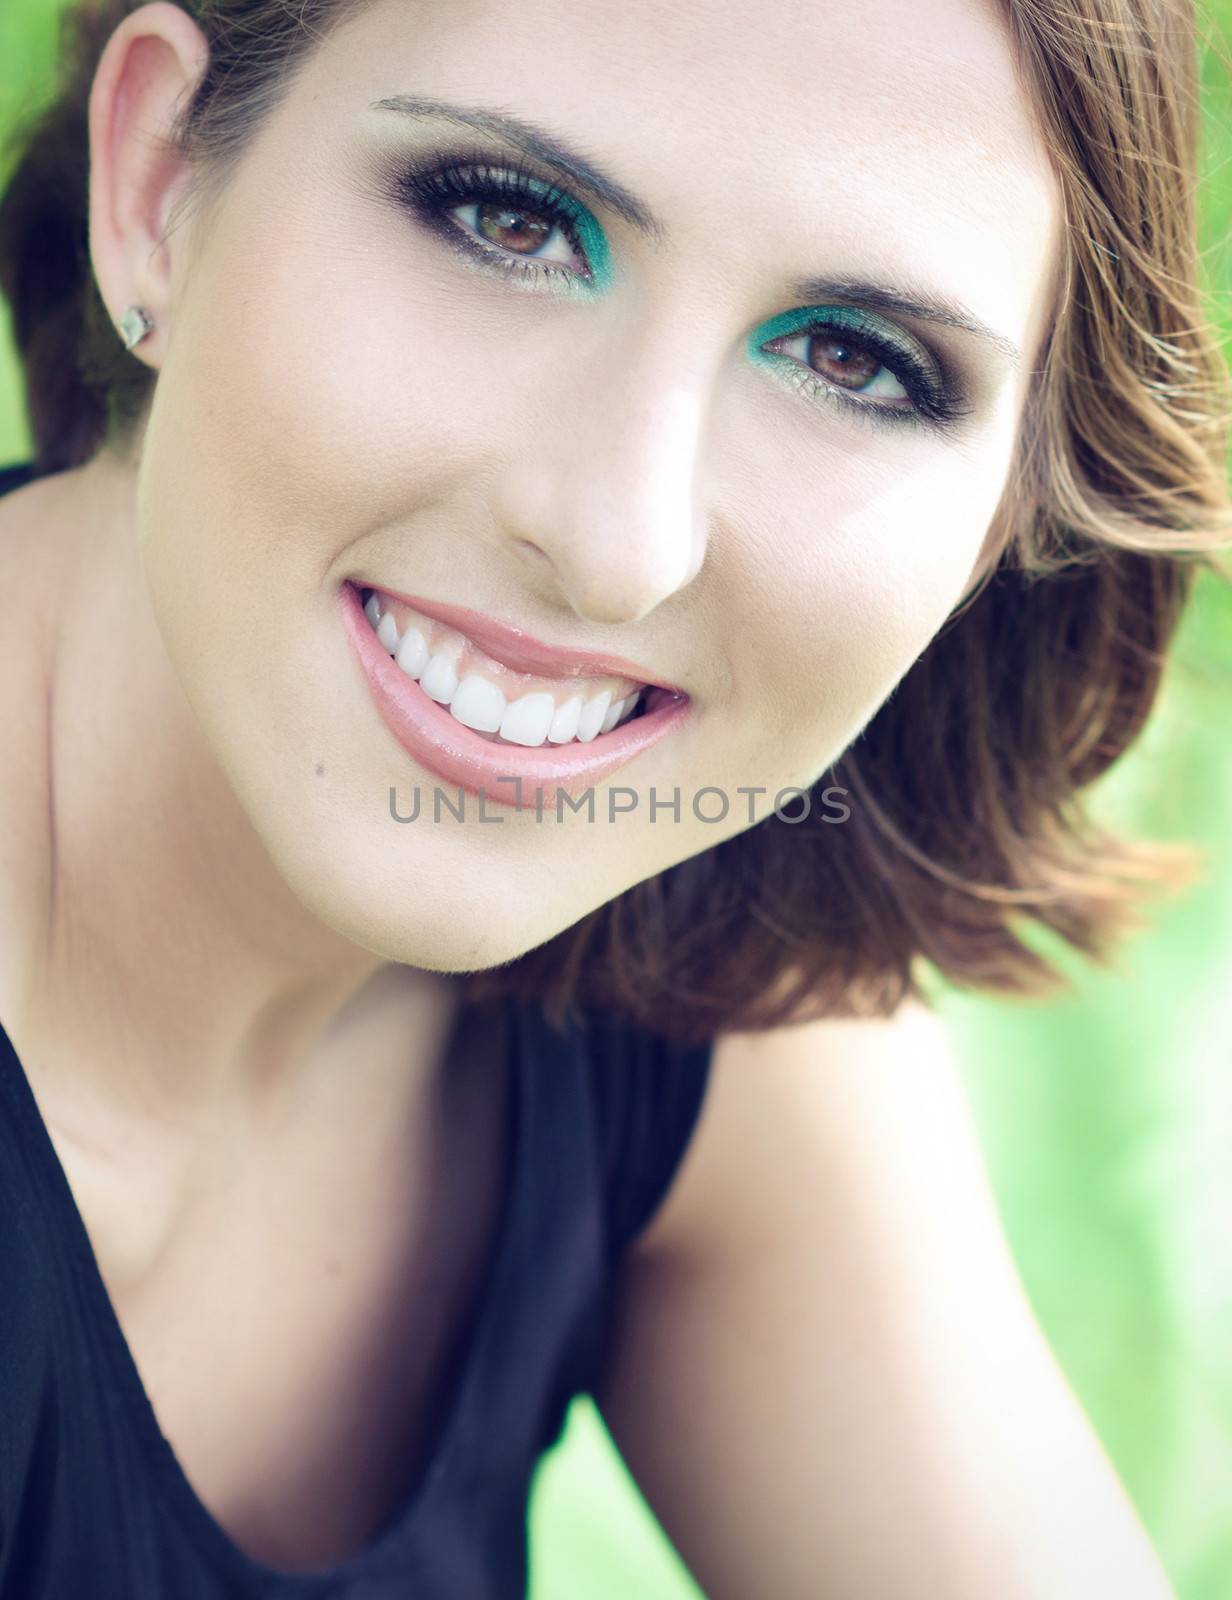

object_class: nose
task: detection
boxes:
[490,338,711,626]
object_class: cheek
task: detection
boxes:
[732,439,1011,772]
[134,182,534,753]
[131,189,470,769]
[160,235,454,552]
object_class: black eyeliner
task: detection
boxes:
[371,142,977,435]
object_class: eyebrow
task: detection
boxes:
[369,93,1022,370]
[785,278,1021,369]
[369,93,664,239]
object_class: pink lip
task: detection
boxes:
[340,582,692,812]
[364,585,682,689]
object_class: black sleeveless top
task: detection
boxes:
[0,459,713,1598]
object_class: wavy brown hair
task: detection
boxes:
[1,0,1230,1043]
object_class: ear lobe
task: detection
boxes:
[86,1,210,366]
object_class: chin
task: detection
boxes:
[265,826,578,973]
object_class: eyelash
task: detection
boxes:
[388,148,974,437]
[393,152,592,288]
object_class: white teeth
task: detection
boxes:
[420,652,459,703]
[450,673,506,733]
[376,611,400,654]
[547,693,584,744]
[365,597,650,746]
[395,626,429,679]
[575,689,613,744]
[498,691,556,746]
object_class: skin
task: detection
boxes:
[0,0,1179,1589]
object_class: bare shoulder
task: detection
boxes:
[631,996,969,1264]
[0,471,65,1019]
[0,468,69,694]
[599,1002,1176,1596]
[0,465,64,566]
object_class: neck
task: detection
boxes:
[18,446,458,1130]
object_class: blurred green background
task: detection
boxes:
[1,2,1229,1596]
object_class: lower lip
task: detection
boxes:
[339,581,692,811]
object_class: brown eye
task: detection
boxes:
[391,154,601,286]
[474,203,554,255]
[770,325,910,404]
[445,198,583,275]
[754,307,972,432]
[807,333,883,391]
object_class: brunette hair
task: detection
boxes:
[1,0,1230,1043]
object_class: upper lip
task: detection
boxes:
[357,583,685,693]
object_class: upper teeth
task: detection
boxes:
[362,589,646,747]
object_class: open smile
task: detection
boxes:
[340,582,692,811]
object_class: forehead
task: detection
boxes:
[333,0,1062,352]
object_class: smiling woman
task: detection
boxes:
[0,0,1228,1598]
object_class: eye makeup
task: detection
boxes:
[747,305,974,437]
[369,140,976,436]
[377,145,615,295]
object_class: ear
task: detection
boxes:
[87,1,211,370]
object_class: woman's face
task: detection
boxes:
[126,0,1061,970]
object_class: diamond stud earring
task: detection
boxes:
[118,306,155,352]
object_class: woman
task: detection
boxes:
[0,0,1227,1594]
